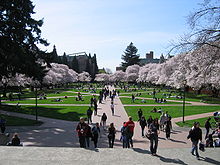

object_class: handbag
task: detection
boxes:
[145,131,152,140]
[199,142,205,152]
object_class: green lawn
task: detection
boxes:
[124,106,220,121]
[120,97,186,105]
[3,96,93,104]
[0,105,90,121]
[0,114,43,126]
[176,116,216,128]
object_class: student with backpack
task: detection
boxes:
[101,113,107,130]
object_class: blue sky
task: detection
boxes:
[32,0,201,71]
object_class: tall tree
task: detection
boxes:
[62,52,68,65]
[171,0,220,52]
[121,42,140,71]
[71,56,79,73]
[91,53,99,79]
[0,0,49,81]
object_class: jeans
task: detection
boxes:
[127,132,134,148]
[205,128,209,139]
[87,115,92,124]
[86,137,90,148]
[93,134,98,148]
[122,136,129,148]
[191,140,199,157]
[108,135,115,148]
[79,136,86,148]
[141,127,145,136]
[150,134,158,154]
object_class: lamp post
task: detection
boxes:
[35,87,38,121]
[182,80,187,123]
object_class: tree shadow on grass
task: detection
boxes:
[0,105,87,122]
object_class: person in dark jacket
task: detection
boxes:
[87,107,93,124]
[187,122,202,160]
[165,117,172,139]
[205,117,211,139]
[92,123,100,148]
[147,116,153,128]
[76,117,88,148]
[139,116,147,137]
[11,133,21,146]
[149,119,160,156]
[108,123,116,148]
[137,109,143,121]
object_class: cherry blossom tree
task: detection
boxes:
[125,64,140,82]
[78,71,92,82]
[95,73,110,82]
[110,71,126,82]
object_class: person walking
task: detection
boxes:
[120,122,128,148]
[110,103,114,116]
[94,102,98,116]
[139,116,147,137]
[76,117,88,148]
[137,109,143,121]
[87,107,93,124]
[187,122,202,160]
[159,113,166,131]
[147,116,153,129]
[85,125,92,148]
[131,94,135,103]
[101,113,107,130]
[124,116,135,148]
[164,117,172,139]
[149,119,160,156]
[108,123,116,148]
[0,117,6,134]
[92,123,100,148]
[205,117,212,139]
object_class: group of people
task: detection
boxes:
[0,117,22,146]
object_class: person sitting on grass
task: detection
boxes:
[141,99,146,103]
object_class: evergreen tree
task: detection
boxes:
[0,0,49,81]
[85,58,91,74]
[121,42,140,71]
[92,53,99,79]
[51,45,62,63]
[62,52,68,65]
[71,56,79,73]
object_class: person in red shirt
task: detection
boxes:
[124,116,135,148]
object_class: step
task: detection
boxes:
[0,146,219,165]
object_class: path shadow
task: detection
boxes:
[84,147,99,152]
[170,138,187,144]
[158,137,166,140]
[132,148,151,154]
[200,156,220,165]
[156,155,187,165]
[113,115,121,117]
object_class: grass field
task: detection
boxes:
[124,106,220,121]
[120,97,187,105]
[0,105,90,121]
[0,114,43,126]
[176,116,218,128]
[3,96,93,104]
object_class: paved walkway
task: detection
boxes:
[0,85,218,149]
[0,147,219,165]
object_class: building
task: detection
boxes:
[139,51,167,65]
